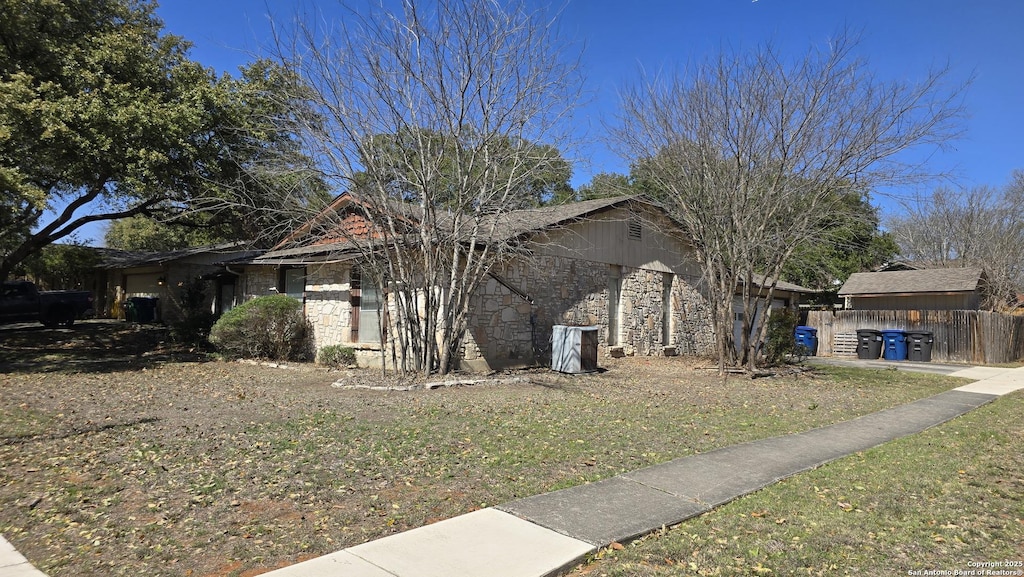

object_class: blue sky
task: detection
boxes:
[83,0,1024,244]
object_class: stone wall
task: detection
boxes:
[462,254,715,370]
[237,256,715,372]
[239,266,278,302]
[304,263,352,350]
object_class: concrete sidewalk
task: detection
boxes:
[259,364,1023,577]
[4,365,1023,577]
[0,536,46,577]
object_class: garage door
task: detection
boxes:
[125,273,162,298]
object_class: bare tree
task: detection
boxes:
[613,30,967,372]
[889,175,1024,311]
[260,0,581,374]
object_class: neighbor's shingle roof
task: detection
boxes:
[99,242,260,269]
[747,273,815,295]
[838,268,984,296]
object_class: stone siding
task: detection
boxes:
[463,255,714,370]
[239,266,278,301]
[304,263,353,349]
[238,256,715,372]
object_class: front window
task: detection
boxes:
[281,267,306,300]
[359,283,382,343]
[349,266,382,344]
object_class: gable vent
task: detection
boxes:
[627,216,642,241]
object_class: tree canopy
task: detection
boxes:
[780,191,899,294]
[0,0,325,278]
[356,130,573,209]
[103,215,218,252]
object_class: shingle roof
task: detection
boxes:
[100,242,260,269]
[838,268,984,296]
[480,195,636,241]
[747,274,815,295]
[257,195,638,261]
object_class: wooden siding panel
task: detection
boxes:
[849,294,972,310]
[537,206,702,279]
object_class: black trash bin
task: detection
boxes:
[794,326,818,356]
[856,329,883,360]
[906,331,934,362]
[128,297,159,324]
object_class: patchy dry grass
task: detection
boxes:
[574,391,1024,577]
[0,321,977,576]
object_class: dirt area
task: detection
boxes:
[0,320,960,576]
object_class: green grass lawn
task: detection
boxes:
[0,328,1005,577]
[577,390,1024,576]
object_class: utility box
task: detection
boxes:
[551,325,599,373]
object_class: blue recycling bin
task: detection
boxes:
[794,325,818,356]
[880,329,907,361]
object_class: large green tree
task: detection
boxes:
[575,172,633,201]
[781,191,899,294]
[101,59,330,252]
[19,241,100,290]
[103,215,215,251]
[0,0,324,278]
[357,130,573,208]
[1,0,209,278]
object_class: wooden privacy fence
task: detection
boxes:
[805,310,1024,365]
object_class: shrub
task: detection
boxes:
[318,345,356,368]
[209,295,312,361]
[763,307,800,366]
[168,277,217,347]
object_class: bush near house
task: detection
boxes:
[763,308,800,366]
[317,344,356,367]
[208,295,312,361]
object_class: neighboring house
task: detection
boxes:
[232,194,813,370]
[99,243,262,322]
[733,277,813,354]
[837,268,987,311]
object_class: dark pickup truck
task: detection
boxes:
[0,280,94,327]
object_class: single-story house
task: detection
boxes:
[233,195,712,370]
[837,267,987,311]
[99,243,262,322]
[229,194,813,371]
